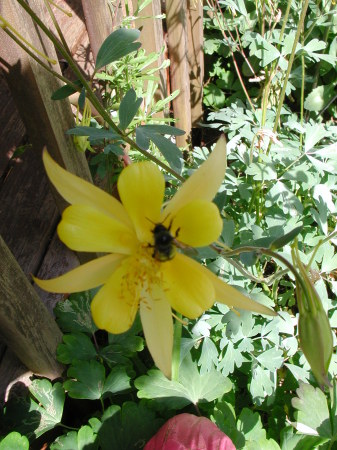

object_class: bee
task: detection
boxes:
[151,222,178,262]
[150,219,198,262]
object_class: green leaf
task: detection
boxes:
[66,126,120,141]
[270,225,303,250]
[321,242,337,273]
[96,402,163,450]
[284,363,310,383]
[51,81,81,100]
[265,181,303,216]
[198,337,219,374]
[54,291,97,333]
[104,144,124,156]
[57,332,97,364]
[218,341,248,377]
[212,401,244,449]
[304,85,335,112]
[136,125,183,172]
[203,83,226,108]
[119,89,143,130]
[135,354,231,409]
[257,347,284,371]
[246,162,277,181]
[102,367,131,397]
[29,380,65,437]
[0,432,29,450]
[280,426,326,450]
[50,425,98,450]
[238,408,281,449]
[291,382,333,438]
[64,360,106,400]
[95,28,141,70]
[250,365,275,404]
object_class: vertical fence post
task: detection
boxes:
[0,235,63,378]
[166,0,192,148]
[81,0,113,61]
[187,0,204,126]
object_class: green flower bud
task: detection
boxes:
[297,285,333,388]
[292,246,333,388]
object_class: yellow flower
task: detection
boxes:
[35,137,276,378]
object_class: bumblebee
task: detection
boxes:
[151,223,176,261]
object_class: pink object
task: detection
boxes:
[144,413,236,450]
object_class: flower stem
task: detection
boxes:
[172,313,182,381]
[272,0,310,135]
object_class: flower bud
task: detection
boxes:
[293,247,333,388]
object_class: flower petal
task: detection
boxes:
[117,162,164,243]
[168,200,223,247]
[140,292,173,379]
[91,256,140,333]
[163,253,215,318]
[58,204,138,254]
[34,254,125,293]
[207,269,278,316]
[43,150,132,227]
[164,136,226,216]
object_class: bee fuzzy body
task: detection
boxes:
[151,223,176,261]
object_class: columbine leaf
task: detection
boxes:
[119,89,143,130]
[29,380,65,438]
[291,382,333,438]
[250,365,275,405]
[50,425,97,450]
[96,402,163,450]
[54,291,97,333]
[57,332,97,364]
[64,360,106,400]
[102,367,131,397]
[238,409,281,449]
[135,354,231,409]
[265,181,303,216]
[280,427,327,450]
[304,85,335,112]
[246,162,277,181]
[95,28,141,70]
[0,432,29,450]
[256,347,284,372]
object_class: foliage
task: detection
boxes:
[1,0,337,448]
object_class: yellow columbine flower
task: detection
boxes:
[35,137,276,378]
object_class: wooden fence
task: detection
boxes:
[0,0,204,396]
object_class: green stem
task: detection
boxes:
[172,314,182,381]
[222,245,307,292]
[1,24,77,89]
[272,0,310,135]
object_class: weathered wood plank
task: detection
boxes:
[132,0,168,115]
[81,0,112,61]
[166,0,192,148]
[0,147,59,277]
[0,234,64,378]
[0,0,93,189]
[187,0,204,126]
[35,231,80,314]
[0,349,32,405]
[0,74,25,179]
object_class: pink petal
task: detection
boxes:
[145,413,236,450]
